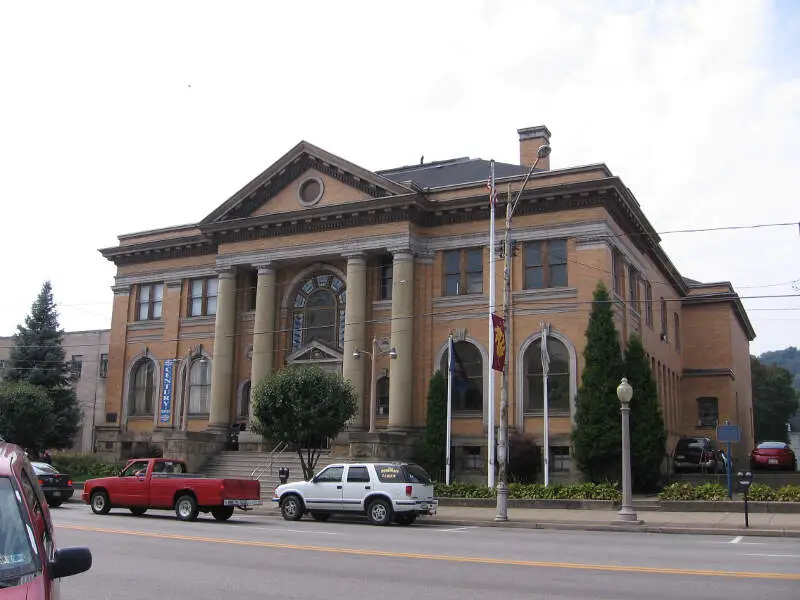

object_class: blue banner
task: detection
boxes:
[160,359,175,424]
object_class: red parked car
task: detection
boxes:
[750,441,797,471]
[0,442,92,599]
[82,457,262,521]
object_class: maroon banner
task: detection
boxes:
[491,313,506,372]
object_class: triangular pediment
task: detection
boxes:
[200,141,412,225]
[287,340,343,363]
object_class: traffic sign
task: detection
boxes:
[717,424,741,443]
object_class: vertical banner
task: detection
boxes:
[491,314,506,372]
[160,359,175,424]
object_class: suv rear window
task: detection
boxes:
[0,477,37,580]
[374,464,432,484]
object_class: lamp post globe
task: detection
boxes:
[617,377,633,405]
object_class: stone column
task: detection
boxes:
[388,249,415,429]
[208,267,237,429]
[342,253,367,429]
[250,263,276,389]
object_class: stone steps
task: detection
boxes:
[201,450,336,499]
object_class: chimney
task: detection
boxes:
[517,125,551,171]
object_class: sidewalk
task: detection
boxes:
[249,503,800,537]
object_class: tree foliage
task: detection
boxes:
[623,336,667,492]
[4,281,81,449]
[250,366,358,479]
[0,382,55,453]
[751,356,799,443]
[572,281,623,483]
[759,346,800,389]
[417,371,448,479]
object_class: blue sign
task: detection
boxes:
[160,359,175,424]
[716,424,741,443]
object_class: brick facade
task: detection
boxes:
[96,126,756,478]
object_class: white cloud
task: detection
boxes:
[0,0,797,354]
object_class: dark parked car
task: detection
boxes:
[672,436,726,473]
[31,461,74,508]
[0,442,92,597]
[751,441,797,471]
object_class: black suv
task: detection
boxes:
[672,436,726,473]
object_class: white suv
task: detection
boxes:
[273,462,438,526]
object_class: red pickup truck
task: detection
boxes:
[82,457,261,522]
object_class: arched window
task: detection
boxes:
[188,358,211,414]
[376,376,390,416]
[524,337,570,414]
[239,381,251,420]
[440,341,483,414]
[291,273,346,351]
[129,359,156,416]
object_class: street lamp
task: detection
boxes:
[353,337,397,433]
[616,377,639,522]
[495,143,551,522]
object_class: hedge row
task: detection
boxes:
[659,482,800,502]
[434,482,621,502]
[50,453,125,481]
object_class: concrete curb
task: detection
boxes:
[412,518,800,537]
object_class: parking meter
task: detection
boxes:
[737,471,753,528]
[278,467,290,484]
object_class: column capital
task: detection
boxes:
[388,247,415,261]
[342,251,367,262]
[215,266,236,279]
[254,262,275,275]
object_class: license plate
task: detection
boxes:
[768,458,779,465]
[676,455,685,460]
[52,491,61,497]
[420,503,428,510]
[224,499,262,506]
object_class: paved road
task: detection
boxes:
[52,504,799,600]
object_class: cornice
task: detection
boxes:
[115,265,219,287]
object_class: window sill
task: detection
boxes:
[181,316,216,326]
[513,287,577,303]
[127,415,154,420]
[524,411,571,418]
[188,413,210,419]
[127,321,164,331]
[433,293,487,308]
[452,412,484,419]
[372,299,392,311]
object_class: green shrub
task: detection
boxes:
[50,453,124,481]
[746,482,777,502]
[775,485,800,502]
[694,483,729,501]
[436,481,620,501]
[659,482,696,501]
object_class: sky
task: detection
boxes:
[0,0,798,356]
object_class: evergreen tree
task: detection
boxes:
[572,281,623,483]
[417,371,448,479]
[623,336,667,492]
[5,281,81,449]
[0,382,55,454]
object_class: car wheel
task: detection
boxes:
[395,513,416,526]
[90,490,111,515]
[211,506,235,521]
[174,494,199,521]
[130,507,147,516]
[310,512,330,522]
[367,498,393,526]
[280,494,304,521]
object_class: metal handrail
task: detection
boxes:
[251,441,288,480]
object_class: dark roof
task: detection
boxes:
[684,277,703,285]
[377,158,532,189]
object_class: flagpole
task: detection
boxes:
[541,322,550,486]
[487,160,497,488]
[446,333,453,485]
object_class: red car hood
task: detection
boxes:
[84,475,118,488]
[0,575,44,600]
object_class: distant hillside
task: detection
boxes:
[760,347,800,389]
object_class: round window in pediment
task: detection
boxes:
[297,176,324,206]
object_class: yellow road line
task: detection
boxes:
[58,524,799,581]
